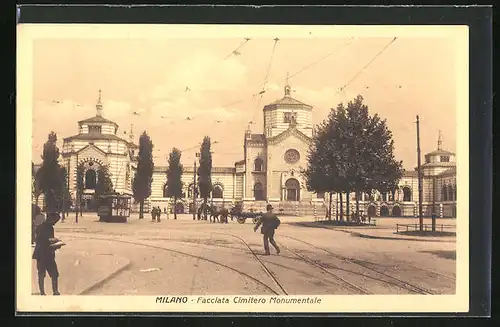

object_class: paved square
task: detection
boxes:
[32,214,456,296]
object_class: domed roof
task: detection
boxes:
[78,115,118,126]
[425,149,455,156]
[263,82,312,111]
[425,131,455,156]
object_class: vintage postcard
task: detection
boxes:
[17,24,469,313]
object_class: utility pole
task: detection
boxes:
[416,115,423,231]
[192,153,199,220]
[75,152,79,223]
[65,157,71,220]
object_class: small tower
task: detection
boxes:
[129,124,134,142]
[96,89,103,117]
[437,130,443,150]
[284,72,292,97]
[245,125,252,141]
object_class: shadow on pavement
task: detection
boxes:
[396,231,456,237]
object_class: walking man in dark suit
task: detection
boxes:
[32,212,63,295]
[254,204,281,255]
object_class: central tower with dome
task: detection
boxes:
[234,76,320,213]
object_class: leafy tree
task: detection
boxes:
[305,95,403,222]
[165,148,184,220]
[94,164,115,206]
[38,132,64,212]
[197,136,212,220]
[345,96,403,217]
[303,119,335,219]
[304,105,350,221]
[132,131,154,219]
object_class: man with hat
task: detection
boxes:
[32,211,64,295]
[254,204,281,255]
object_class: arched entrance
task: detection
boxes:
[380,206,389,217]
[85,169,97,189]
[367,205,376,217]
[254,183,264,201]
[285,178,300,201]
[392,206,402,217]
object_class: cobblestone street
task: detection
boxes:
[31,213,456,296]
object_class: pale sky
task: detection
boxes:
[29,26,459,169]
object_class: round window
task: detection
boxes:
[284,149,300,164]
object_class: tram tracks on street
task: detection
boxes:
[281,235,437,295]
[59,233,281,295]
[212,232,289,295]
[279,243,371,294]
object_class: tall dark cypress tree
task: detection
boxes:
[132,131,154,219]
[197,136,212,220]
[166,148,184,220]
[38,132,63,212]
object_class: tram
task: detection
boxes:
[97,193,131,222]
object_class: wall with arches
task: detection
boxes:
[150,166,235,202]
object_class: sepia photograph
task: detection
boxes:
[17,24,469,313]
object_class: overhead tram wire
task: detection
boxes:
[150,38,272,131]
[288,37,357,80]
[224,38,251,60]
[250,37,280,126]
[338,37,398,93]
[148,39,253,125]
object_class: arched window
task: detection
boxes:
[212,185,223,198]
[381,192,388,202]
[390,188,397,201]
[442,185,448,201]
[254,158,264,172]
[365,192,372,201]
[447,185,453,202]
[285,178,300,201]
[85,169,97,189]
[402,187,412,202]
[380,206,389,217]
[254,183,264,201]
